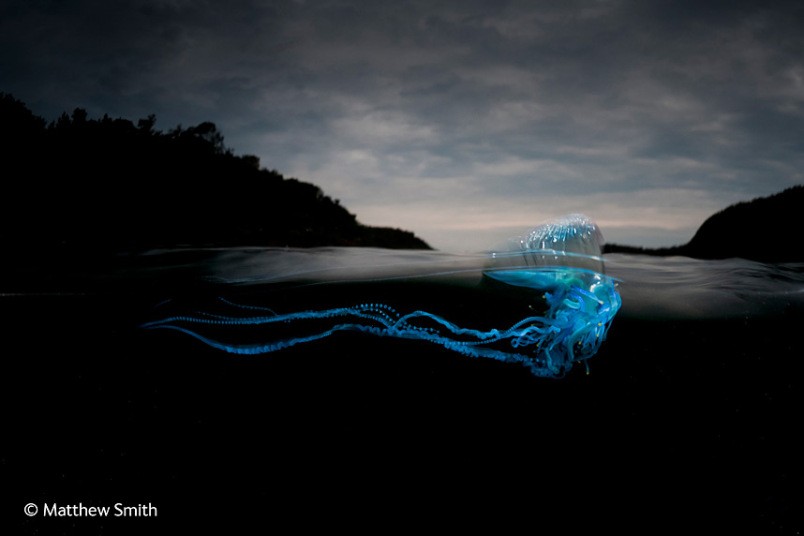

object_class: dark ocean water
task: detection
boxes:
[4,248,804,534]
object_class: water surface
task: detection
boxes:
[5,247,803,534]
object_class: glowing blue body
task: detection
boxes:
[142,215,622,377]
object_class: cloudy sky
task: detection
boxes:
[2,0,803,251]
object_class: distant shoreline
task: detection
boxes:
[605,185,804,263]
[603,243,687,257]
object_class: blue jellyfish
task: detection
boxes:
[142,214,621,377]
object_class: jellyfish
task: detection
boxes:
[142,214,622,377]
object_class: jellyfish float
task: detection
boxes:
[142,214,622,378]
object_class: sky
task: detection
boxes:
[2,0,804,252]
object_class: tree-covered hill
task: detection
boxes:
[0,93,430,254]
[604,185,804,262]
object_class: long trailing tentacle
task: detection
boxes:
[143,273,621,377]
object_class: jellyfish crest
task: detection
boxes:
[521,214,604,256]
[490,213,606,274]
[143,214,621,378]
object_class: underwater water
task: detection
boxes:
[5,245,804,534]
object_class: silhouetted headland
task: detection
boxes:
[0,92,430,257]
[604,185,804,262]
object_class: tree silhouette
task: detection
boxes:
[604,185,804,262]
[0,93,430,256]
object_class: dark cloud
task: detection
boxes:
[2,0,803,250]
